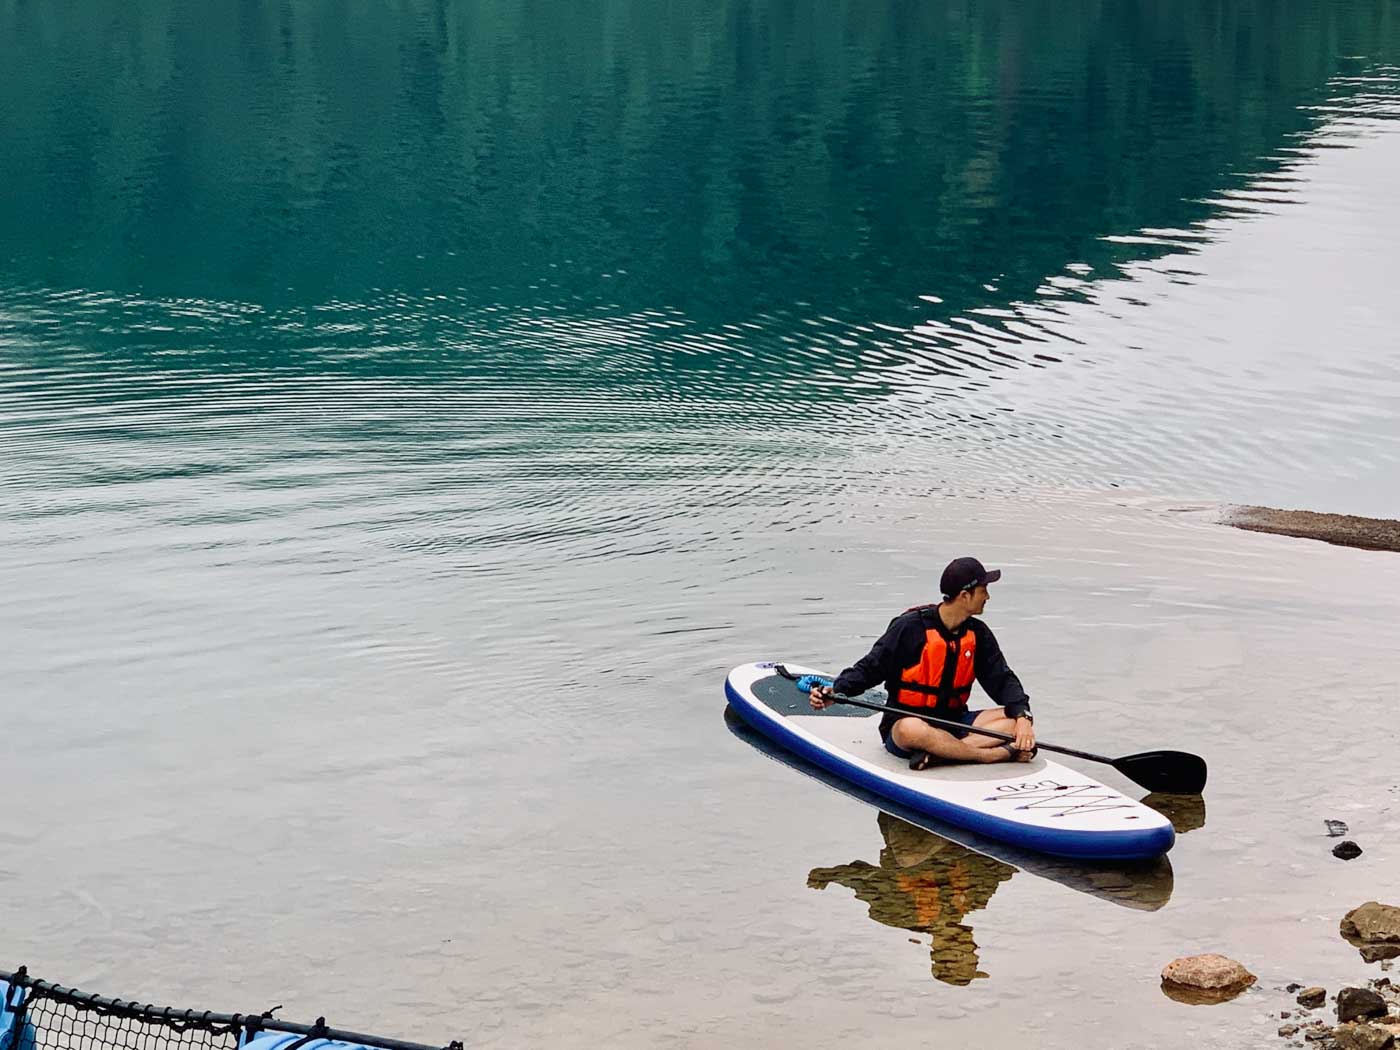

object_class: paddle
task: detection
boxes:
[772,667,1207,794]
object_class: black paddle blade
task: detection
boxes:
[1112,750,1208,795]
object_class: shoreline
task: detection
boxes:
[1221,505,1400,553]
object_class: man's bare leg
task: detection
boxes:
[965,707,1021,749]
[891,716,1022,764]
[892,709,1034,765]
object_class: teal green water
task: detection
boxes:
[6,1,1380,314]
[3,3,1400,1048]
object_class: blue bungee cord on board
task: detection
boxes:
[793,674,833,695]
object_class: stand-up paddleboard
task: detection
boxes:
[725,661,1175,860]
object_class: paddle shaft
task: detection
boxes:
[773,664,1205,792]
[827,692,1112,764]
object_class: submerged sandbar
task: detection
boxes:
[1222,505,1400,553]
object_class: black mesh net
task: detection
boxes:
[4,980,240,1050]
[14,995,238,1050]
[1,970,458,1050]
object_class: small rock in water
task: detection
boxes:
[1279,1022,1300,1037]
[1299,987,1329,1008]
[1337,987,1388,1023]
[1161,953,1256,988]
[1160,953,1256,1003]
[1334,841,1365,860]
[1343,903,1400,946]
[1327,819,1351,838]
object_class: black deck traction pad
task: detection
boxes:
[751,672,872,717]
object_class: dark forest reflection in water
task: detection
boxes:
[809,806,1198,986]
[3,3,1399,535]
[2,2,1398,391]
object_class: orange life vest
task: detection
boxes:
[895,609,977,712]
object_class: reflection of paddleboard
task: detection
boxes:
[725,707,1176,911]
[725,661,1175,861]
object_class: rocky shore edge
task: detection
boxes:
[1161,902,1400,1048]
[1221,505,1400,553]
[1273,979,1399,1049]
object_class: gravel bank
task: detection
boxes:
[1222,506,1400,553]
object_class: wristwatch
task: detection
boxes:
[1016,712,1034,723]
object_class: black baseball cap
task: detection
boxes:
[940,557,1002,598]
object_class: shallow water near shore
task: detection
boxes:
[3,3,1400,1048]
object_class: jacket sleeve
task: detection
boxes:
[972,621,1031,718]
[831,616,909,697]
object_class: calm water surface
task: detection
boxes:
[3,3,1400,1048]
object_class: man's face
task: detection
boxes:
[968,584,990,613]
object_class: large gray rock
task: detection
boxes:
[1343,903,1400,945]
[1337,987,1388,1023]
[1160,953,1256,994]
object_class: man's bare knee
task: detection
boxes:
[891,718,927,750]
[892,718,935,748]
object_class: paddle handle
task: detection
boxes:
[828,693,1114,765]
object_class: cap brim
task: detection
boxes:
[983,568,1002,584]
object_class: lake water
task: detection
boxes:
[3,3,1399,1048]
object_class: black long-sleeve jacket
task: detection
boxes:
[832,606,1031,737]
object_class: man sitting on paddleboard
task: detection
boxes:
[809,557,1037,770]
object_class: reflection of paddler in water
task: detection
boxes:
[807,803,1203,985]
[808,811,1016,986]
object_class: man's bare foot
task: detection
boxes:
[977,743,1036,764]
